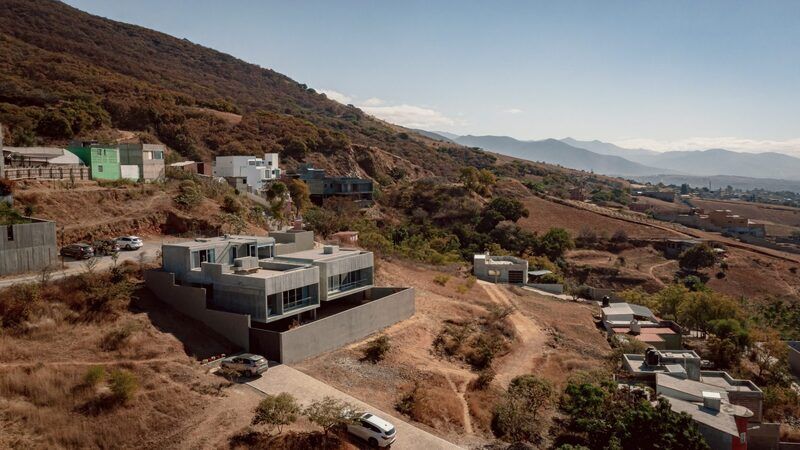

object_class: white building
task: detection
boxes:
[213,154,282,191]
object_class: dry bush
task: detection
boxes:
[782,425,800,443]
[465,385,503,434]
[99,322,139,351]
[433,306,514,371]
[395,376,465,431]
[229,429,347,450]
[433,275,450,286]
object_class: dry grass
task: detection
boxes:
[395,373,466,432]
[464,385,503,434]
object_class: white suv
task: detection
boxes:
[116,236,143,250]
[347,412,396,448]
[219,353,269,376]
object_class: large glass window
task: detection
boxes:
[191,248,216,269]
[328,269,369,294]
[282,285,312,311]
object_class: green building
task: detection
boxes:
[67,141,121,180]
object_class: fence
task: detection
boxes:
[2,166,90,181]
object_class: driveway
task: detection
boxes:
[247,365,462,449]
[0,237,181,289]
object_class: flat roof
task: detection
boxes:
[665,397,743,437]
[612,327,677,335]
[278,246,367,262]
[166,235,274,249]
[700,372,760,393]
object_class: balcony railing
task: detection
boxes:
[328,278,370,295]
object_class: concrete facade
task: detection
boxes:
[295,164,373,205]
[144,270,251,349]
[250,287,415,363]
[148,231,413,364]
[119,143,166,181]
[473,253,528,284]
[213,154,281,191]
[0,218,58,276]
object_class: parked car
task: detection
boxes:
[347,412,396,448]
[93,239,120,256]
[219,353,269,376]
[116,236,144,250]
[60,243,95,260]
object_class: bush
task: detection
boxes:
[99,323,136,351]
[174,180,203,209]
[83,366,106,387]
[492,375,554,444]
[303,396,357,436]
[362,335,391,363]
[0,178,14,196]
[108,369,138,403]
[222,194,245,214]
[433,275,450,286]
[471,368,496,390]
[252,392,301,435]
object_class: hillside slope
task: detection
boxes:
[0,0,478,180]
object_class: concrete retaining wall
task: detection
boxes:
[528,283,564,294]
[749,422,780,450]
[251,287,415,363]
[0,220,57,276]
[144,270,251,350]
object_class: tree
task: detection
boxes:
[751,328,789,382]
[492,375,554,444]
[303,396,357,437]
[485,197,529,222]
[559,380,709,450]
[287,178,312,214]
[536,228,574,260]
[252,392,301,435]
[679,244,716,272]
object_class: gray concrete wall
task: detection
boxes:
[272,230,314,255]
[750,422,780,450]
[144,270,251,350]
[0,220,57,276]
[528,283,564,294]
[276,287,415,364]
[694,422,732,450]
[789,341,800,378]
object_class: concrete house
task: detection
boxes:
[0,214,57,276]
[67,141,122,181]
[118,143,166,181]
[213,154,281,192]
[473,252,528,284]
[621,348,780,449]
[602,302,683,350]
[295,164,373,205]
[147,229,413,363]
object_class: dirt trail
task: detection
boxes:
[443,373,473,435]
[478,281,548,387]
[647,260,675,287]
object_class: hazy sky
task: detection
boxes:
[65,0,800,154]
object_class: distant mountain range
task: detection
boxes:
[451,135,673,177]
[427,132,800,189]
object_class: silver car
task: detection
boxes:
[347,412,397,448]
[116,235,143,250]
[220,353,269,376]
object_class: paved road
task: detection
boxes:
[0,238,176,289]
[247,365,463,450]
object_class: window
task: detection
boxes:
[283,286,312,311]
[328,269,368,293]
[7,225,14,241]
[229,247,237,265]
[97,165,104,173]
[191,248,216,269]
[248,244,256,257]
[153,151,163,160]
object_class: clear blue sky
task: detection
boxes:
[65,0,800,153]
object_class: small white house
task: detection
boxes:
[473,252,528,284]
[213,154,282,191]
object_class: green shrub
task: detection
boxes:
[83,366,106,386]
[433,275,450,286]
[109,369,138,403]
[174,180,203,209]
[252,392,301,435]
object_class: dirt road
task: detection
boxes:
[479,281,549,387]
[248,365,463,449]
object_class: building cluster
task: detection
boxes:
[1,139,166,182]
[472,252,562,293]
[146,222,413,363]
[601,296,786,449]
[674,208,766,238]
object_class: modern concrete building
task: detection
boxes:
[602,302,683,350]
[212,154,281,192]
[148,229,413,363]
[119,143,166,181]
[0,214,57,276]
[67,141,122,181]
[473,252,528,284]
[621,348,779,449]
[294,164,373,205]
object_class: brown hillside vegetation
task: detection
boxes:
[296,259,611,447]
